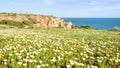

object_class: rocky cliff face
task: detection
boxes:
[0,13,73,29]
[34,16,65,28]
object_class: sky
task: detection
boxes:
[0,0,120,18]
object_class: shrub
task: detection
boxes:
[0,20,24,28]
[80,25,93,29]
[22,20,33,25]
[95,28,101,30]
[73,25,93,29]
[110,26,120,32]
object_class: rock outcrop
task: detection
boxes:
[35,16,65,28]
[64,21,73,29]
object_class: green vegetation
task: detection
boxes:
[0,28,119,68]
[74,25,93,29]
[0,20,33,28]
[0,12,37,28]
[110,27,120,32]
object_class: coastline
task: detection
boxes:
[63,18,120,30]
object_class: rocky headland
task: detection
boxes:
[0,13,72,29]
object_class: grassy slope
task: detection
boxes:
[0,13,35,28]
[0,28,120,68]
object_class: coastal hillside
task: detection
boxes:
[0,12,72,28]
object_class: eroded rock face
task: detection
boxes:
[35,16,67,28]
[64,22,73,29]
[15,16,29,22]
[48,17,64,27]
[36,16,49,27]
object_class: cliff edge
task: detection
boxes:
[0,13,72,29]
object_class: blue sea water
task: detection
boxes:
[63,18,120,30]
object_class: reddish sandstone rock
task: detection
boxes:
[64,22,73,29]
[36,16,49,27]
[35,16,66,28]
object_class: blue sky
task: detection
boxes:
[0,0,120,17]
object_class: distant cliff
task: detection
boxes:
[0,12,72,29]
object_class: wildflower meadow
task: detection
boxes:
[0,28,120,68]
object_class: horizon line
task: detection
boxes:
[0,12,120,18]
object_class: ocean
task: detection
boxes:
[63,18,120,30]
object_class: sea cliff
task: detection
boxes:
[0,12,72,29]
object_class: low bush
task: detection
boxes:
[110,27,120,32]
[73,25,93,29]
[0,20,32,28]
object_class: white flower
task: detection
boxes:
[15,53,19,55]
[43,56,46,59]
[29,59,33,63]
[115,58,120,63]
[75,62,80,66]
[4,62,7,65]
[23,59,28,62]
[91,65,98,68]
[82,58,86,60]
[61,54,64,56]
[66,64,71,68]
[54,53,57,55]
[71,48,74,50]
[80,53,83,55]
[87,65,98,68]
[17,62,22,65]
[79,63,85,66]
[90,56,95,59]
[18,56,22,59]
[34,60,37,63]
[11,59,14,61]
[98,60,102,63]
[109,58,112,61]
[58,56,61,60]
[39,60,43,63]
[30,55,34,58]
[42,64,46,67]
[52,57,56,62]
[37,65,41,68]
[69,60,75,65]
[74,58,78,60]
[23,63,27,66]
[9,54,12,56]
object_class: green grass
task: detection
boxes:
[0,28,120,68]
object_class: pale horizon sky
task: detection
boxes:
[0,0,120,18]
